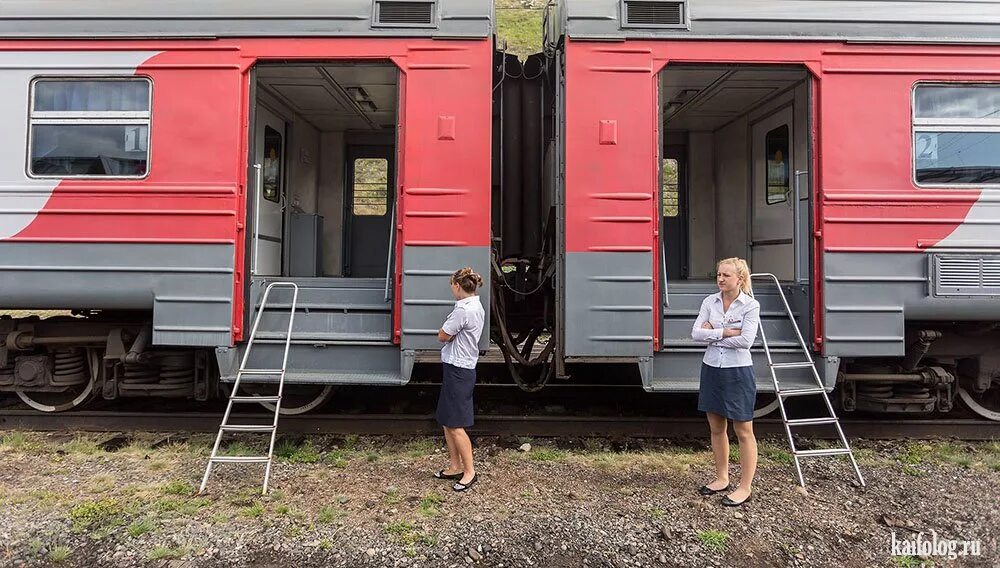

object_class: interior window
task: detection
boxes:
[662,158,679,217]
[353,158,389,216]
[29,78,151,177]
[914,84,1000,186]
[262,126,282,203]
[765,124,790,205]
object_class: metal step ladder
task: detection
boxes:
[199,282,299,496]
[750,273,865,488]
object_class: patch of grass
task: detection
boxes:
[1,431,42,452]
[902,464,926,477]
[572,450,705,472]
[153,497,210,517]
[323,449,350,468]
[63,436,101,455]
[242,503,265,518]
[275,439,321,464]
[275,504,291,516]
[384,521,437,547]
[146,459,169,472]
[161,479,194,496]
[364,449,381,463]
[384,487,402,505]
[648,508,665,520]
[529,447,568,462]
[148,546,186,561]
[222,441,258,457]
[209,512,230,524]
[759,444,794,465]
[697,530,729,552]
[48,545,72,563]
[892,555,925,568]
[496,4,544,58]
[68,499,125,533]
[342,434,360,450]
[319,539,333,551]
[403,438,437,458]
[28,539,44,556]
[31,489,61,508]
[418,493,445,517]
[317,505,346,524]
[127,518,155,538]
[897,443,927,465]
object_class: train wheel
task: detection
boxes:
[958,385,1000,422]
[16,379,95,413]
[753,394,780,418]
[260,385,335,415]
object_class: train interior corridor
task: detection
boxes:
[248,61,400,344]
[658,63,814,362]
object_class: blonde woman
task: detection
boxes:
[691,258,760,507]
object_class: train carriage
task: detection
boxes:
[0,0,494,412]
[546,0,1000,420]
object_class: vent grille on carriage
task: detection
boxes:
[623,1,685,27]
[934,255,1000,296]
[375,1,435,26]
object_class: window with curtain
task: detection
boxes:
[28,78,151,177]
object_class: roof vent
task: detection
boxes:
[622,1,687,29]
[373,1,437,28]
[932,254,1000,296]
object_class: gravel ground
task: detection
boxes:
[0,432,997,568]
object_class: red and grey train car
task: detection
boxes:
[546,0,1000,420]
[0,1,494,412]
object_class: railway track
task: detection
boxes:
[1,410,998,440]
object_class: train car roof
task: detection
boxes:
[552,0,1000,43]
[0,0,492,39]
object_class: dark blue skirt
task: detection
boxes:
[436,363,476,428]
[698,363,757,422]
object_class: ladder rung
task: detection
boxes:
[210,456,271,463]
[221,425,275,432]
[779,387,827,397]
[238,369,284,375]
[786,417,839,427]
[795,448,853,458]
[230,396,281,403]
[771,362,814,369]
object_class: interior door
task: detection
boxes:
[662,145,687,281]
[345,145,395,278]
[253,107,286,277]
[751,106,795,280]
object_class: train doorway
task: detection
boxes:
[657,63,814,382]
[246,61,400,345]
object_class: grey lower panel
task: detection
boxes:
[216,343,410,385]
[643,350,838,393]
[565,252,654,357]
[401,246,491,351]
[824,252,1000,357]
[248,277,392,342]
[0,242,233,347]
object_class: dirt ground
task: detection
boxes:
[0,431,997,567]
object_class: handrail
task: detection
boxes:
[252,163,263,277]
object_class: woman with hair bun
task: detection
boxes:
[691,257,761,507]
[433,267,485,491]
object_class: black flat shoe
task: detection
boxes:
[698,484,730,496]
[721,494,752,507]
[434,469,463,480]
[453,474,478,492]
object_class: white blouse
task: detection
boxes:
[691,292,761,368]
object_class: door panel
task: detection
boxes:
[345,146,395,278]
[751,106,794,279]
[254,107,285,277]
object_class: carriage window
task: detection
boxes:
[914,84,1000,186]
[262,126,282,204]
[662,158,679,217]
[28,78,150,178]
[352,158,389,216]
[765,125,790,204]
